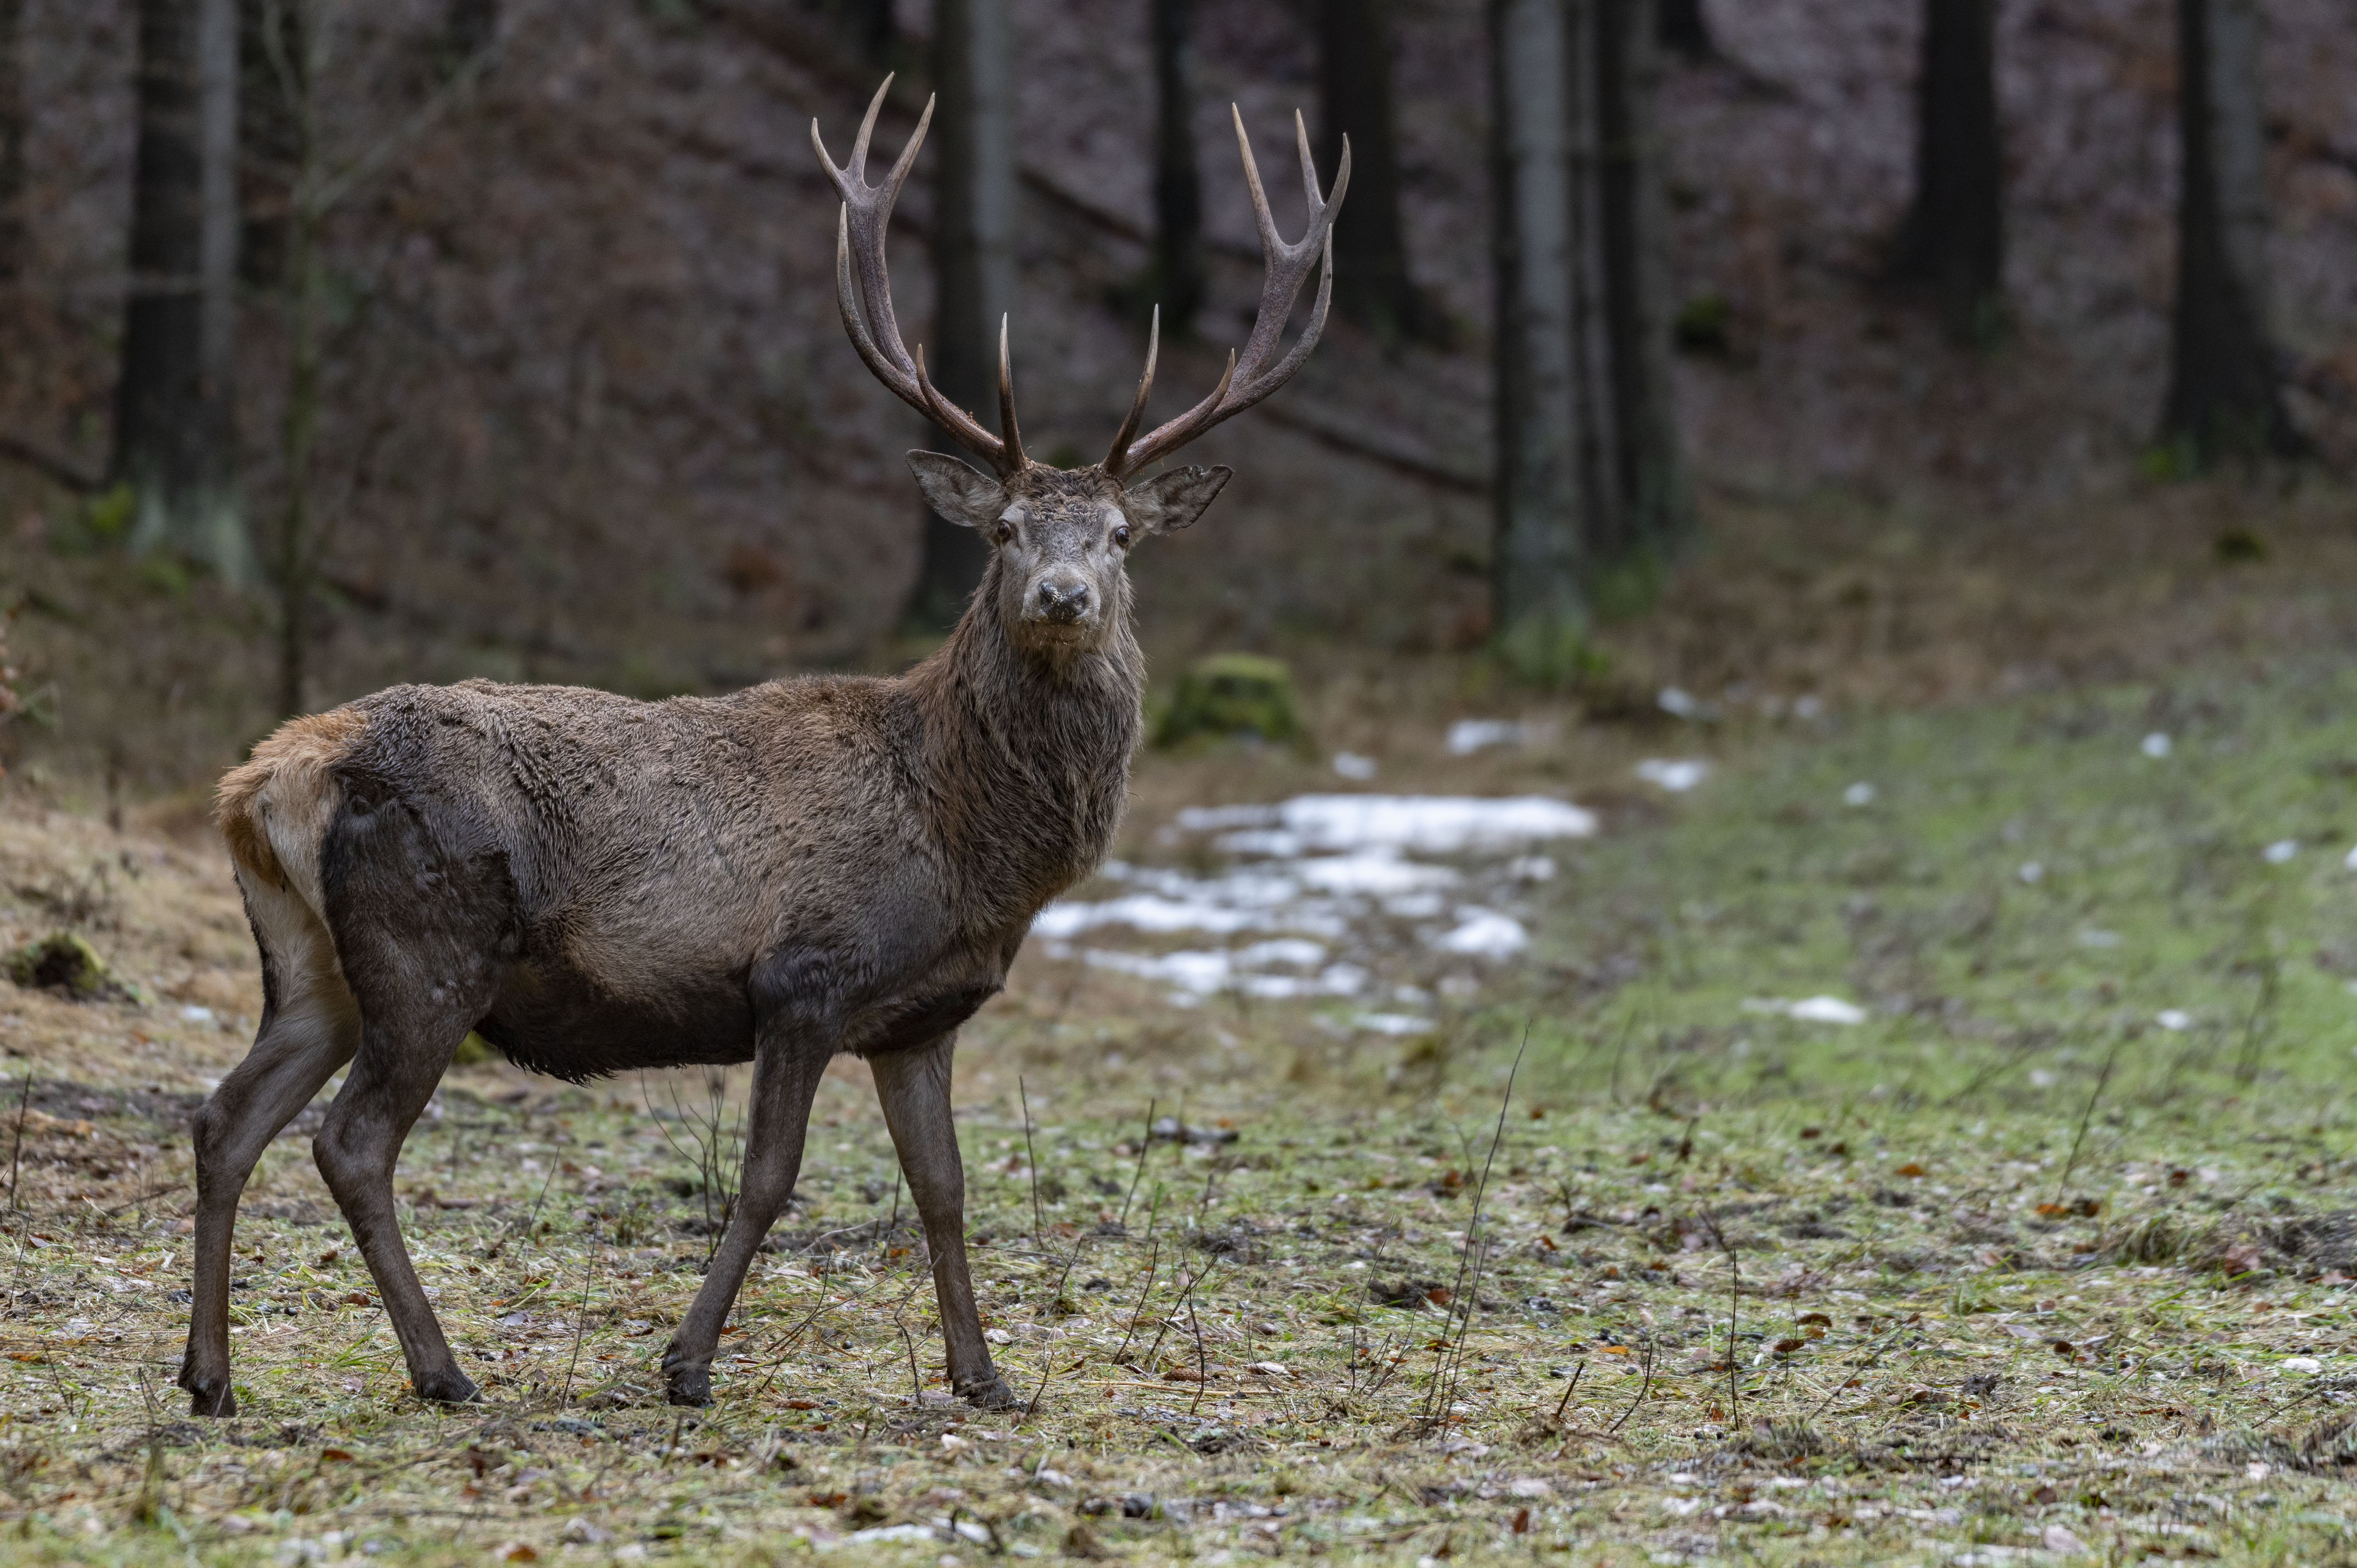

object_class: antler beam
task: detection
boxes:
[813,78,1028,477]
[1104,108,1350,477]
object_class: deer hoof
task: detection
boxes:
[665,1367,713,1407]
[413,1368,480,1406]
[958,1375,1018,1411]
[182,1374,237,1419]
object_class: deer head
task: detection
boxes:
[813,80,1350,655]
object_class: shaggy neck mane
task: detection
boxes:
[905,552,1145,922]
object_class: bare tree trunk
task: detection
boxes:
[198,0,240,531]
[1891,0,2003,344]
[1657,0,1711,61]
[117,0,244,576]
[1317,0,1436,345]
[841,0,896,69]
[440,0,497,71]
[908,0,1015,632]
[1149,0,1202,336]
[0,0,25,284]
[2161,0,2297,462]
[1490,0,1586,657]
[269,0,325,719]
[1564,0,1618,566]
[1597,0,1689,574]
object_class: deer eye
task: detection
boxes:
[992,520,1014,545]
[1112,523,1132,548]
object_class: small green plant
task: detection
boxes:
[1154,653,1309,752]
[6,931,118,999]
[82,485,136,542]
[1492,614,1612,691]
[1673,291,1734,356]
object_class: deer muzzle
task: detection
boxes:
[1029,573,1094,627]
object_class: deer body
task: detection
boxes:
[179,81,1345,1417]
[320,587,1138,1082]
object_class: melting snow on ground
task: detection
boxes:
[1033,795,1596,1009]
[1741,995,1871,1026]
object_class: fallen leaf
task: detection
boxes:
[1894,1163,1926,1178]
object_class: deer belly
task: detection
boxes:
[477,955,756,1080]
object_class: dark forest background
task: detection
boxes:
[2,0,2355,791]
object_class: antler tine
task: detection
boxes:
[1103,307,1160,475]
[816,83,1018,473]
[996,315,1027,470]
[848,74,890,180]
[1107,108,1349,476]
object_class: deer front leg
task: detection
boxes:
[663,1040,828,1407]
[870,1033,1012,1410]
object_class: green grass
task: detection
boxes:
[3,660,2357,1564]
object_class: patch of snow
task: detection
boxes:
[1842,781,1876,807]
[1350,1013,1437,1036]
[1434,909,1527,959]
[1331,751,1378,780]
[1506,855,1555,881]
[2141,732,2172,758]
[179,1005,215,1024]
[1292,852,1460,895]
[2156,1009,2192,1031]
[2265,839,2299,863]
[2280,1356,2324,1374]
[2076,928,2122,948]
[1184,794,1595,855]
[2018,861,2044,883]
[1446,719,1520,754]
[1657,687,1702,719]
[1634,758,1710,792]
[1742,995,1869,1026]
[2346,843,2357,870]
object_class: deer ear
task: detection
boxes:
[906,450,1007,528]
[1121,464,1231,534]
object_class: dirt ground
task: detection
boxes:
[2,482,2357,1565]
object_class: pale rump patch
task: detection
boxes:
[216,708,366,909]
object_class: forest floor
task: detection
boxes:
[3,531,2357,1562]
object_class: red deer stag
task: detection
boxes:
[179,79,1348,1416]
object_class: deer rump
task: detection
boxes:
[223,677,1018,1084]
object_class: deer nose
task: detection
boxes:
[1034,576,1091,623]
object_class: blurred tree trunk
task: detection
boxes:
[1596,0,1689,574]
[0,0,24,284]
[239,0,301,289]
[116,0,246,579]
[1489,0,1586,658]
[842,0,896,69]
[907,0,1014,632]
[1891,0,2003,344]
[1656,0,1711,61]
[2161,0,2297,462]
[1564,0,1617,568]
[1148,0,1202,336]
[1317,0,1437,345]
[440,0,498,68]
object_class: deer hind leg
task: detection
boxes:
[311,1015,474,1403]
[310,793,516,1406]
[663,1038,829,1407]
[180,880,360,1417]
[871,1033,1012,1410]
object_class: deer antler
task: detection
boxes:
[813,78,1028,477]
[1105,108,1350,477]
